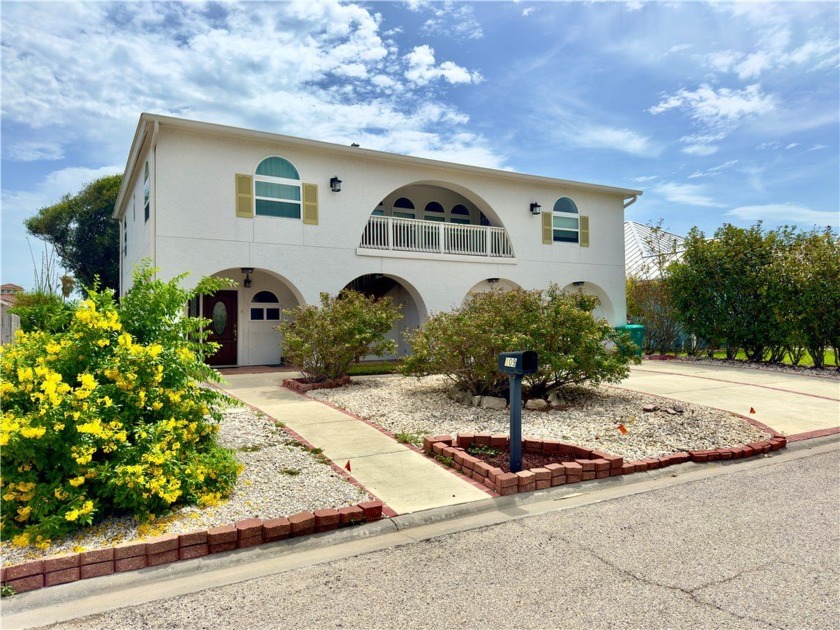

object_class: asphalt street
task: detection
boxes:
[24,440,839,630]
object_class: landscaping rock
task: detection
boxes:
[547,390,565,406]
[525,399,549,411]
[642,404,658,412]
[479,396,508,410]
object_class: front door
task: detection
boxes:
[203,290,238,366]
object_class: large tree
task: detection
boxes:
[25,174,122,295]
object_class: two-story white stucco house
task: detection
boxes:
[115,113,641,367]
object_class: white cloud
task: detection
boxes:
[1,166,123,218]
[688,160,738,179]
[404,45,483,86]
[633,175,658,183]
[562,125,659,157]
[0,1,498,168]
[727,204,839,227]
[653,182,722,207]
[522,7,535,17]
[785,143,800,150]
[649,84,776,128]
[3,141,65,162]
[681,144,718,156]
[665,44,692,55]
[418,1,484,40]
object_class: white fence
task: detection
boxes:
[360,216,514,258]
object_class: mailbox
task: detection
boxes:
[498,351,538,376]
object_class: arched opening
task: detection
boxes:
[206,268,305,366]
[560,281,615,323]
[342,273,426,358]
[463,278,523,305]
[360,182,514,259]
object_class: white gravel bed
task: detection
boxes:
[309,375,770,462]
[1,406,370,568]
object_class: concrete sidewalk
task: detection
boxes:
[615,360,840,438]
[218,372,489,515]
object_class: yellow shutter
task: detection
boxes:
[302,183,318,225]
[579,215,590,247]
[235,174,253,218]
[542,211,553,244]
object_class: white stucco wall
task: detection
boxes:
[121,118,630,366]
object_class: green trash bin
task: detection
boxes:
[615,324,645,357]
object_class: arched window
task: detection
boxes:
[451,204,471,225]
[143,161,150,222]
[552,197,579,243]
[250,290,280,321]
[425,201,445,222]
[254,157,301,218]
[392,197,415,219]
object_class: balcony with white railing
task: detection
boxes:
[358,215,515,260]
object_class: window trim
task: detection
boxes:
[250,290,281,321]
[552,197,579,244]
[254,157,302,219]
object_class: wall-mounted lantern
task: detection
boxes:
[529,202,542,215]
[241,267,254,288]
[487,277,500,284]
[330,177,342,193]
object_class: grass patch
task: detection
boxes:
[238,444,263,452]
[347,360,402,376]
[467,445,501,457]
[395,430,423,447]
[280,468,301,476]
[677,348,837,368]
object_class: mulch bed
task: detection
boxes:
[468,448,576,473]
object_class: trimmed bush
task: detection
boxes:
[0,265,240,548]
[401,285,637,399]
[278,290,402,383]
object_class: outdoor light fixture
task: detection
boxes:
[241,267,254,288]
[487,277,500,284]
[572,281,585,286]
[330,176,342,193]
[529,202,542,215]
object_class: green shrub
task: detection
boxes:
[0,264,240,548]
[278,290,402,383]
[401,285,637,399]
[9,291,74,333]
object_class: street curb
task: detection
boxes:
[3,437,837,629]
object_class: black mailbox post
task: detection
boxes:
[498,351,538,473]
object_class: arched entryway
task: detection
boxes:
[342,273,426,358]
[204,268,305,366]
[560,281,615,323]
[463,278,523,305]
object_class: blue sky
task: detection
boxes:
[2,0,838,289]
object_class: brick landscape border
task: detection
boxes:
[283,375,351,394]
[423,433,788,496]
[0,500,383,595]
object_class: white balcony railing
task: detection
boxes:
[359,216,514,258]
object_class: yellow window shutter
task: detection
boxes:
[542,211,553,244]
[579,215,590,247]
[302,183,318,225]
[235,174,253,218]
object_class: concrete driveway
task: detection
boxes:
[615,360,840,439]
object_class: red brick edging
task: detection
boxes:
[283,376,351,394]
[0,500,384,595]
[423,433,788,497]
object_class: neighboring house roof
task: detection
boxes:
[1,283,24,293]
[114,113,643,219]
[625,221,685,280]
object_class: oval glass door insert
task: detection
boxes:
[212,301,227,335]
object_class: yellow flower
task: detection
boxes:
[69,476,85,487]
[20,425,46,439]
[45,341,61,354]
[64,509,80,521]
[15,506,32,522]
[11,532,31,547]
[97,338,110,347]
[147,344,163,358]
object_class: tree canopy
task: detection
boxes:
[25,174,122,295]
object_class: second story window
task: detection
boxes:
[552,197,579,243]
[255,157,301,219]
[143,161,150,222]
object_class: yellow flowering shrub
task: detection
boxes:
[0,263,240,545]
